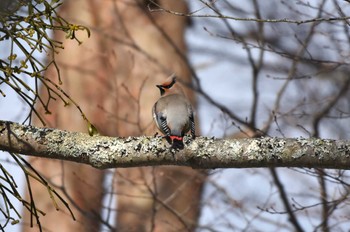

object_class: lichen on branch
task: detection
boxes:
[1,120,349,169]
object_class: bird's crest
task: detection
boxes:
[156,74,183,96]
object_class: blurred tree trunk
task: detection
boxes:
[22,0,204,231]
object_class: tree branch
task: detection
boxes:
[148,1,350,25]
[0,120,349,170]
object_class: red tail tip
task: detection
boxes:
[170,136,183,141]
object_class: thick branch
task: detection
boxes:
[0,120,349,169]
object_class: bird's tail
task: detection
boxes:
[170,135,184,150]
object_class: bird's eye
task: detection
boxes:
[163,81,175,89]
[163,84,172,89]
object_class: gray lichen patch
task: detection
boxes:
[194,137,215,159]
[292,137,309,159]
[86,138,125,168]
[138,136,162,153]
[311,138,334,160]
[246,139,263,161]
[263,137,287,161]
[293,138,335,160]
[336,141,350,158]
[228,139,243,156]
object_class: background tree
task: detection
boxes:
[16,0,203,231]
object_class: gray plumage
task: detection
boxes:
[152,93,194,137]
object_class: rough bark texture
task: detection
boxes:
[2,120,350,170]
[21,0,204,231]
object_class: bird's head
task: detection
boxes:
[156,74,179,96]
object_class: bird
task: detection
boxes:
[152,74,195,149]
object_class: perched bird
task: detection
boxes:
[152,75,195,149]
